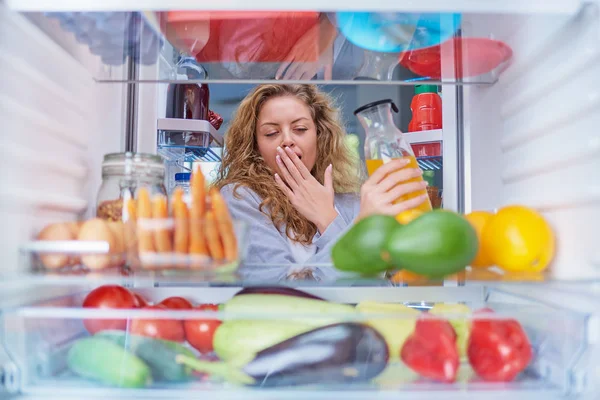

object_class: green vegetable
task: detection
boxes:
[213,320,314,362]
[332,215,400,274]
[96,330,195,382]
[67,337,151,388]
[223,294,355,326]
[429,303,472,360]
[387,210,478,277]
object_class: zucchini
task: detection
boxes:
[213,320,315,362]
[96,330,195,382]
[67,337,151,388]
[223,294,355,325]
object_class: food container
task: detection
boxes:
[3,285,591,395]
[96,153,167,222]
[22,217,248,274]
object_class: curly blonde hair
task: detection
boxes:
[215,84,362,245]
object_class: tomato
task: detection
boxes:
[159,296,194,310]
[129,305,186,342]
[82,285,138,334]
[184,304,221,354]
[400,317,459,383]
[468,309,532,382]
[132,292,149,307]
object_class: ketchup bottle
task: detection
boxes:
[408,85,442,132]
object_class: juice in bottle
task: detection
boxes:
[354,99,432,220]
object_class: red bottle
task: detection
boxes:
[408,85,442,132]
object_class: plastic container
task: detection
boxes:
[354,99,432,219]
[1,285,594,396]
[408,85,442,132]
[96,153,166,222]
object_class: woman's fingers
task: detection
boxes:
[388,194,429,215]
[365,158,411,186]
[276,155,299,189]
[380,180,427,204]
[277,146,305,183]
[274,173,294,198]
[376,168,422,194]
[282,146,311,179]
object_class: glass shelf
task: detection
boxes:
[17,10,531,85]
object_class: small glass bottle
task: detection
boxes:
[96,152,166,222]
[174,173,191,195]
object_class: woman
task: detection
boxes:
[215,84,428,280]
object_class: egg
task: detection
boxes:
[77,218,116,270]
[37,223,76,269]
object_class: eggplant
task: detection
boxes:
[177,322,389,387]
[234,286,324,300]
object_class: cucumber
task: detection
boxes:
[213,320,315,362]
[67,337,151,388]
[96,330,195,382]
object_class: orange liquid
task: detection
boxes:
[365,156,433,218]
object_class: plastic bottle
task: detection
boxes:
[354,99,432,220]
[408,85,442,132]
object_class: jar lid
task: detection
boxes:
[175,173,191,181]
[353,99,399,115]
[102,152,165,177]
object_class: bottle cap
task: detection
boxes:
[175,173,191,181]
[415,85,439,95]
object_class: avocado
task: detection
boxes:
[332,215,400,275]
[386,210,478,277]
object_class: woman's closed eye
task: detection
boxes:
[294,127,308,133]
[264,132,278,138]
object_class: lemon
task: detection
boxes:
[481,205,554,272]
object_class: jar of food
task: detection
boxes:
[96,152,166,222]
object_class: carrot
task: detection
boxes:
[209,188,238,261]
[151,194,172,253]
[189,166,209,255]
[124,195,137,221]
[205,210,224,260]
[171,188,189,254]
[136,187,155,253]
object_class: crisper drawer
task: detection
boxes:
[0,286,596,399]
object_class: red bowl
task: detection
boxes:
[399,37,513,80]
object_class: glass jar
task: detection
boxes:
[96,152,166,222]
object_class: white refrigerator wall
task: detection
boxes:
[0,6,125,276]
[463,7,600,279]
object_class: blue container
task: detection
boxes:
[335,12,462,53]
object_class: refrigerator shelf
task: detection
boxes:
[0,285,596,397]
[1,7,537,85]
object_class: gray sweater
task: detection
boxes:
[220,184,360,281]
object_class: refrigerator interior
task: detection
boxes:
[0,1,599,399]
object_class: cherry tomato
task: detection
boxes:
[468,309,532,382]
[129,305,186,342]
[82,285,138,334]
[184,304,221,354]
[132,292,149,307]
[401,317,459,383]
[159,296,193,310]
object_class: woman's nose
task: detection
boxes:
[280,132,295,148]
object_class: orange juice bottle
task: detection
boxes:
[354,99,432,220]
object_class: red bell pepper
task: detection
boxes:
[400,316,459,383]
[468,309,532,382]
